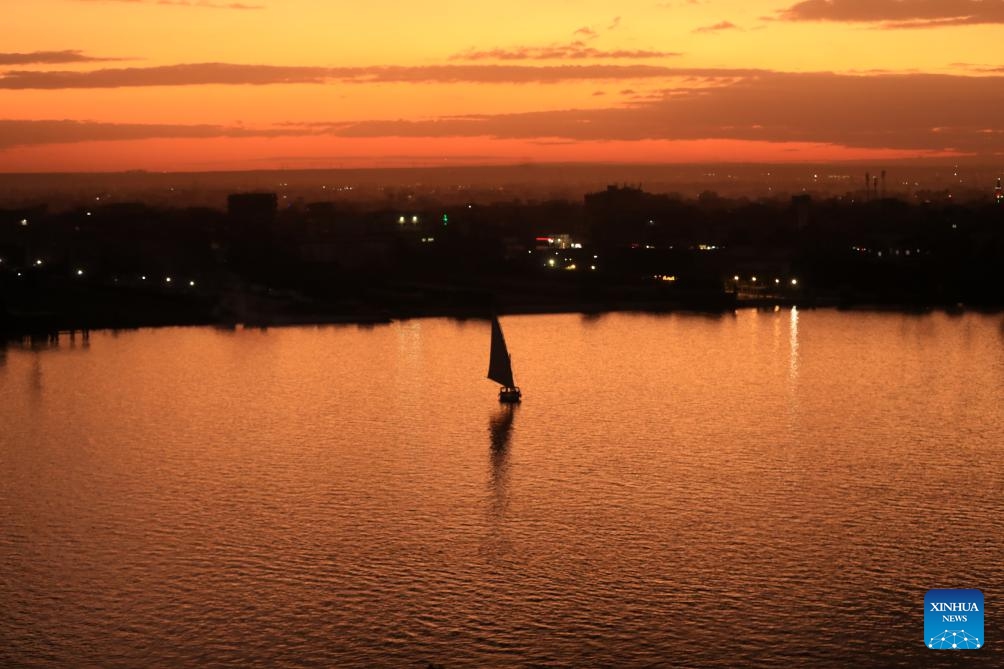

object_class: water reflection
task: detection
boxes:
[3,333,90,355]
[2,314,1003,668]
[487,405,517,525]
[789,306,799,383]
[29,355,43,395]
[396,320,423,366]
[489,404,516,453]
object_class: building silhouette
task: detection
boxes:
[227,193,278,224]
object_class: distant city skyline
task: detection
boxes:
[3,0,1004,171]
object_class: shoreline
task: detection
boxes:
[4,299,1000,343]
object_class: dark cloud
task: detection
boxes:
[8,70,1003,156]
[0,63,697,89]
[0,50,126,65]
[773,0,1004,28]
[328,71,1004,154]
[0,119,296,149]
[693,21,741,33]
[450,44,682,60]
[451,20,678,61]
[0,63,330,88]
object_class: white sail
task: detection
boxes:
[487,316,516,388]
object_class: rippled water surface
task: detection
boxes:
[2,310,1003,667]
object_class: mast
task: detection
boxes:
[487,317,516,388]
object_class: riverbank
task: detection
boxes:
[4,293,1000,343]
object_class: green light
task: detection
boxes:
[442,214,449,225]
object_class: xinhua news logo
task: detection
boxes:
[925,589,983,650]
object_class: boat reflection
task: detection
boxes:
[487,404,517,531]
[489,403,516,453]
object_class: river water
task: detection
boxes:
[2,310,1002,667]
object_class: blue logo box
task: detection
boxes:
[925,589,983,650]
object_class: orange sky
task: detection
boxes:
[2,0,1004,171]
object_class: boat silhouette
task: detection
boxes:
[487,315,521,403]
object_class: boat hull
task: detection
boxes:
[499,387,522,403]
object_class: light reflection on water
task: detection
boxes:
[1,310,1003,668]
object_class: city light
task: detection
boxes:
[791,279,799,286]
[76,269,84,276]
[20,219,28,226]
[189,280,196,287]
[165,276,172,283]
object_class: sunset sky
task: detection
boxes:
[3,0,1004,171]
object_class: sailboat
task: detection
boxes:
[488,315,522,403]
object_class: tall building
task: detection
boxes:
[995,178,1003,204]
